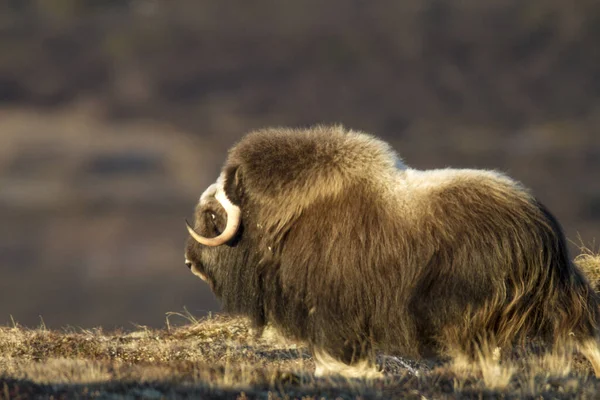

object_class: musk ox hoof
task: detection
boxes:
[249,324,296,346]
[313,349,382,379]
[260,324,295,346]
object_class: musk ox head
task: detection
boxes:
[185,125,600,378]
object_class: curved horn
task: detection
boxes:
[186,186,241,247]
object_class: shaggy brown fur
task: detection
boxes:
[185,125,600,376]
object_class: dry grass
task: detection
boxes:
[1,316,599,399]
[1,251,600,399]
[575,243,600,293]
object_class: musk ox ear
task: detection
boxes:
[223,165,244,207]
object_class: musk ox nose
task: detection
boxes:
[185,260,192,269]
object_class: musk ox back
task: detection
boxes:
[184,126,600,377]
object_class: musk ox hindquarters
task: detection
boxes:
[184,125,600,377]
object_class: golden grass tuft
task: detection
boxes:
[575,244,600,292]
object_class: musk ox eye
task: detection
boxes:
[207,211,221,234]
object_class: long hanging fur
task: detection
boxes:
[185,125,600,376]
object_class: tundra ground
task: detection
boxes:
[1,250,600,399]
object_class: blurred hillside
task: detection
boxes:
[0,0,599,329]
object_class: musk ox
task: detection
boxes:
[184,125,600,377]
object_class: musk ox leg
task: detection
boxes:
[313,348,382,379]
[576,338,600,377]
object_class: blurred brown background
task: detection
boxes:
[0,0,599,330]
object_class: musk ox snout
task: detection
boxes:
[184,125,600,378]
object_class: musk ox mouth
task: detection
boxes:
[187,260,209,283]
[185,255,214,290]
[191,265,207,281]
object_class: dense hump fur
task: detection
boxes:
[185,125,600,374]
